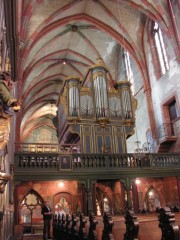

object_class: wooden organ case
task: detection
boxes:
[58,58,137,154]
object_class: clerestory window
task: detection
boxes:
[123,49,134,93]
[153,22,169,75]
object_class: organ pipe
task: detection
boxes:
[90,58,110,126]
[115,81,134,123]
[64,76,81,122]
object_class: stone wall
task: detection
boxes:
[125,17,180,153]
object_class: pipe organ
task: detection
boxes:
[65,76,81,121]
[92,64,109,119]
[58,58,137,154]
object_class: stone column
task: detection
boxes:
[176,177,180,205]
[132,181,139,213]
[86,179,96,215]
[121,178,133,210]
[80,182,87,215]
[14,181,21,225]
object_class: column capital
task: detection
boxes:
[79,179,96,190]
[120,177,133,191]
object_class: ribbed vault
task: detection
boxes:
[15,0,175,142]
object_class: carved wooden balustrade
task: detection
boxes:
[15,153,180,169]
[15,142,80,154]
[14,145,180,180]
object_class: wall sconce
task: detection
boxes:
[135,179,141,185]
[58,181,64,187]
[148,191,153,196]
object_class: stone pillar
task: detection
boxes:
[81,183,87,215]
[121,178,133,210]
[92,182,97,215]
[87,188,93,213]
[177,177,180,205]
[132,181,139,213]
[85,179,96,215]
[14,181,21,225]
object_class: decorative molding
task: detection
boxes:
[0,172,11,194]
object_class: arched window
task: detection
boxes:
[124,50,134,83]
[153,22,169,75]
[123,49,134,94]
[145,187,161,212]
[119,47,134,93]
[96,187,111,215]
[19,190,43,225]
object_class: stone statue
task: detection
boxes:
[0,100,10,149]
[0,71,21,113]
[0,71,21,149]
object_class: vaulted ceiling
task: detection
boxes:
[15,0,173,142]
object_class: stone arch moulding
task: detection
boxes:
[96,184,113,215]
[19,188,44,208]
[144,185,166,210]
[54,191,73,209]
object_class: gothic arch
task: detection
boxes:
[96,184,113,215]
[18,189,44,224]
[53,191,73,214]
[144,186,165,211]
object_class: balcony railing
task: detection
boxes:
[15,152,180,170]
[158,122,175,140]
[15,143,80,154]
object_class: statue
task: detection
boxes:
[0,71,21,150]
[0,100,10,149]
[101,144,111,154]
[0,72,21,113]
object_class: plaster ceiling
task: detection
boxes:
[15,0,172,142]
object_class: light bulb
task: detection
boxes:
[135,179,141,185]
[58,181,64,187]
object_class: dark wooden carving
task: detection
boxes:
[53,214,58,240]
[70,213,78,240]
[124,210,139,240]
[102,212,114,240]
[88,212,98,240]
[159,207,179,240]
[79,213,87,240]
